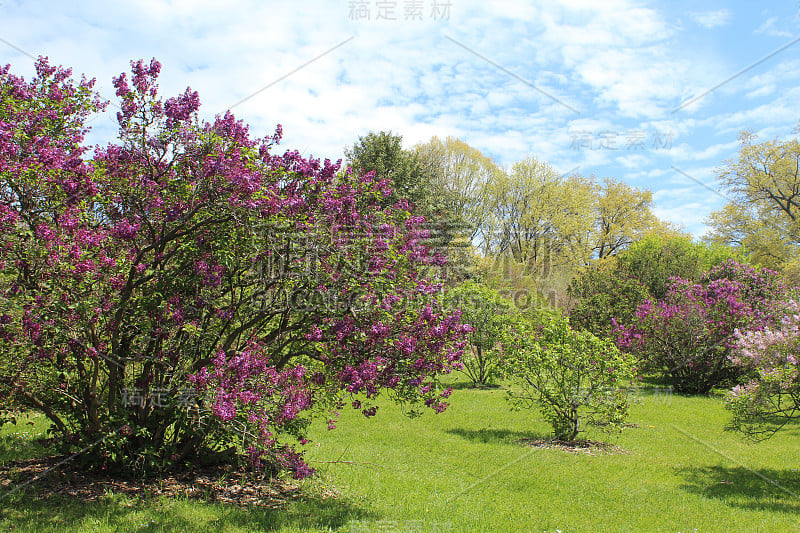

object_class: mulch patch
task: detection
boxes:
[513,438,629,456]
[0,456,323,508]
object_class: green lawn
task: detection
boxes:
[2,379,799,532]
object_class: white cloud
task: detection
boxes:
[755,16,794,38]
[666,139,739,163]
[0,0,796,237]
[689,10,731,29]
[711,86,800,134]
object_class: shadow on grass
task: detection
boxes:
[0,438,52,466]
[725,415,800,439]
[637,374,672,387]
[446,427,549,445]
[448,381,504,391]
[0,489,378,532]
[677,464,800,514]
[0,424,378,531]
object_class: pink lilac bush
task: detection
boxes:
[726,299,800,438]
[0,58,469,477]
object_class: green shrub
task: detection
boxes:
[502,313,636,441]
[444,281,513,386]
[567,258,650,339]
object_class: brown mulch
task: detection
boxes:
[513,438,629,456]
[0,456,326,508]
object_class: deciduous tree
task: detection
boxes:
[487,158,595,274]
[593,177,657,259]
[706,129,800,278]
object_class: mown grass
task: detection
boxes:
[2,378,799,532]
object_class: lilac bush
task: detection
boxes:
[614,261,788,394]
[0,58,469,477]
[726,299,800,439]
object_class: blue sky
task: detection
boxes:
[1,0,800,237]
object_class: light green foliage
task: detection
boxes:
[412,136,502,244]
[487,158,596,269]
[705,199,800,274]
[411,136,504,282]
[502,313,636,441]
[616,234,743,299]
[719,131,800,229]
[443,281,513,386]
[593,177,659,258]
[706,129,800,277]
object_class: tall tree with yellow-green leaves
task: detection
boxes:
[412,136,502,246]
[350,133,673,290]
[705,129,800,280]
[593,177,661,259]
[487,157,595,271]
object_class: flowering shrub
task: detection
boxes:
[614,261,787,394]
[0,58,469,477]
[726,299,800,439]
[567,237,743,339]
[502,313,636,441]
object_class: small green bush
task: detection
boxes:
[502,313,636,441]
[444,281,513,386]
